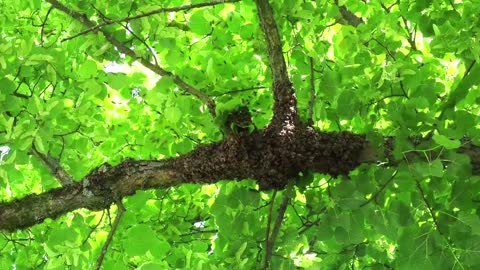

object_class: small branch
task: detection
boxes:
[414,179,442,234]
[263,191,277,268]
[367,94,407,107]
[463,60,476,79]
[46,0,216,116]
[336,3,363,27]
[360,170,397,207]
[63,0,240,42]
[40,7,54,46]
[93,5,160,67]
[30,143,73,186]
[438,60,477,120]
[0,159,177,232]
[307,57,315,125]
[447,0,457,11]
[399,80,409,98]
[263,193,290,270]
[95,202,125,270]
[371,38,396,60]
[400,16,417,51]
[81,211,106,246]
[179,229,217,237]
[414,178,464,267]
[380,2,396,13]
[297,206,328,234]
[213,86,267,97]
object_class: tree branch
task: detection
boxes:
[30,143,73,186]
[263,193,289,269]
[254,0,298,126]
[2,117,480,233]
[263,191,276,268]
[360,170,398,207]
[0,160,177,232]
[307,57,315,125]
[46,0,217,116]
[334,0,364,27]
[63,0,240,42]
[95,202,125,270]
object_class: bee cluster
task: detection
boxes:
[172,119,368,190]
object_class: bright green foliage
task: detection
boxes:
[1,0,480,269]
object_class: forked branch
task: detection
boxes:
[46,0,217,116]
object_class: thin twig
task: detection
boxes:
[179,229,218,237]
[213,86,267,97]
[30,143,73,186]
[264,190,276,260]
[368,94,407,107]
[63,0,240,42]
[81,211,106,246]
[360,170,398,207]
[463,60,476,79]
[414,179,441,233]
[400,16,417,51]
[95,202,126,270]
[371,38,396,60]
[297,206,328,234]
[414,178,465,268]
[40,7,54,46]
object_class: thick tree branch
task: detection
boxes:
[254,0,289,85]
[0,128,369,232]
[2,126,480,232]
[254,0,298,126]
[46,0,217,116]
[0,160,178,232]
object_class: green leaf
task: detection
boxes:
[235,242,247,261]
[391,200,414,227]
[46,227,79,252]
[432,134,461,149]
[458,212,480,236]
[336,90,359,118]
[164,107,182,124]
[189,11,211,35]
[78,60,97,78]
[106,73,129,90]
[123,224,164,256]
[0,78,16,94]
[34,136,46,153]
[334,226,349,243]
[428,159,444,177]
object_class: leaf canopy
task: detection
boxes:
[1,0,480,269]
